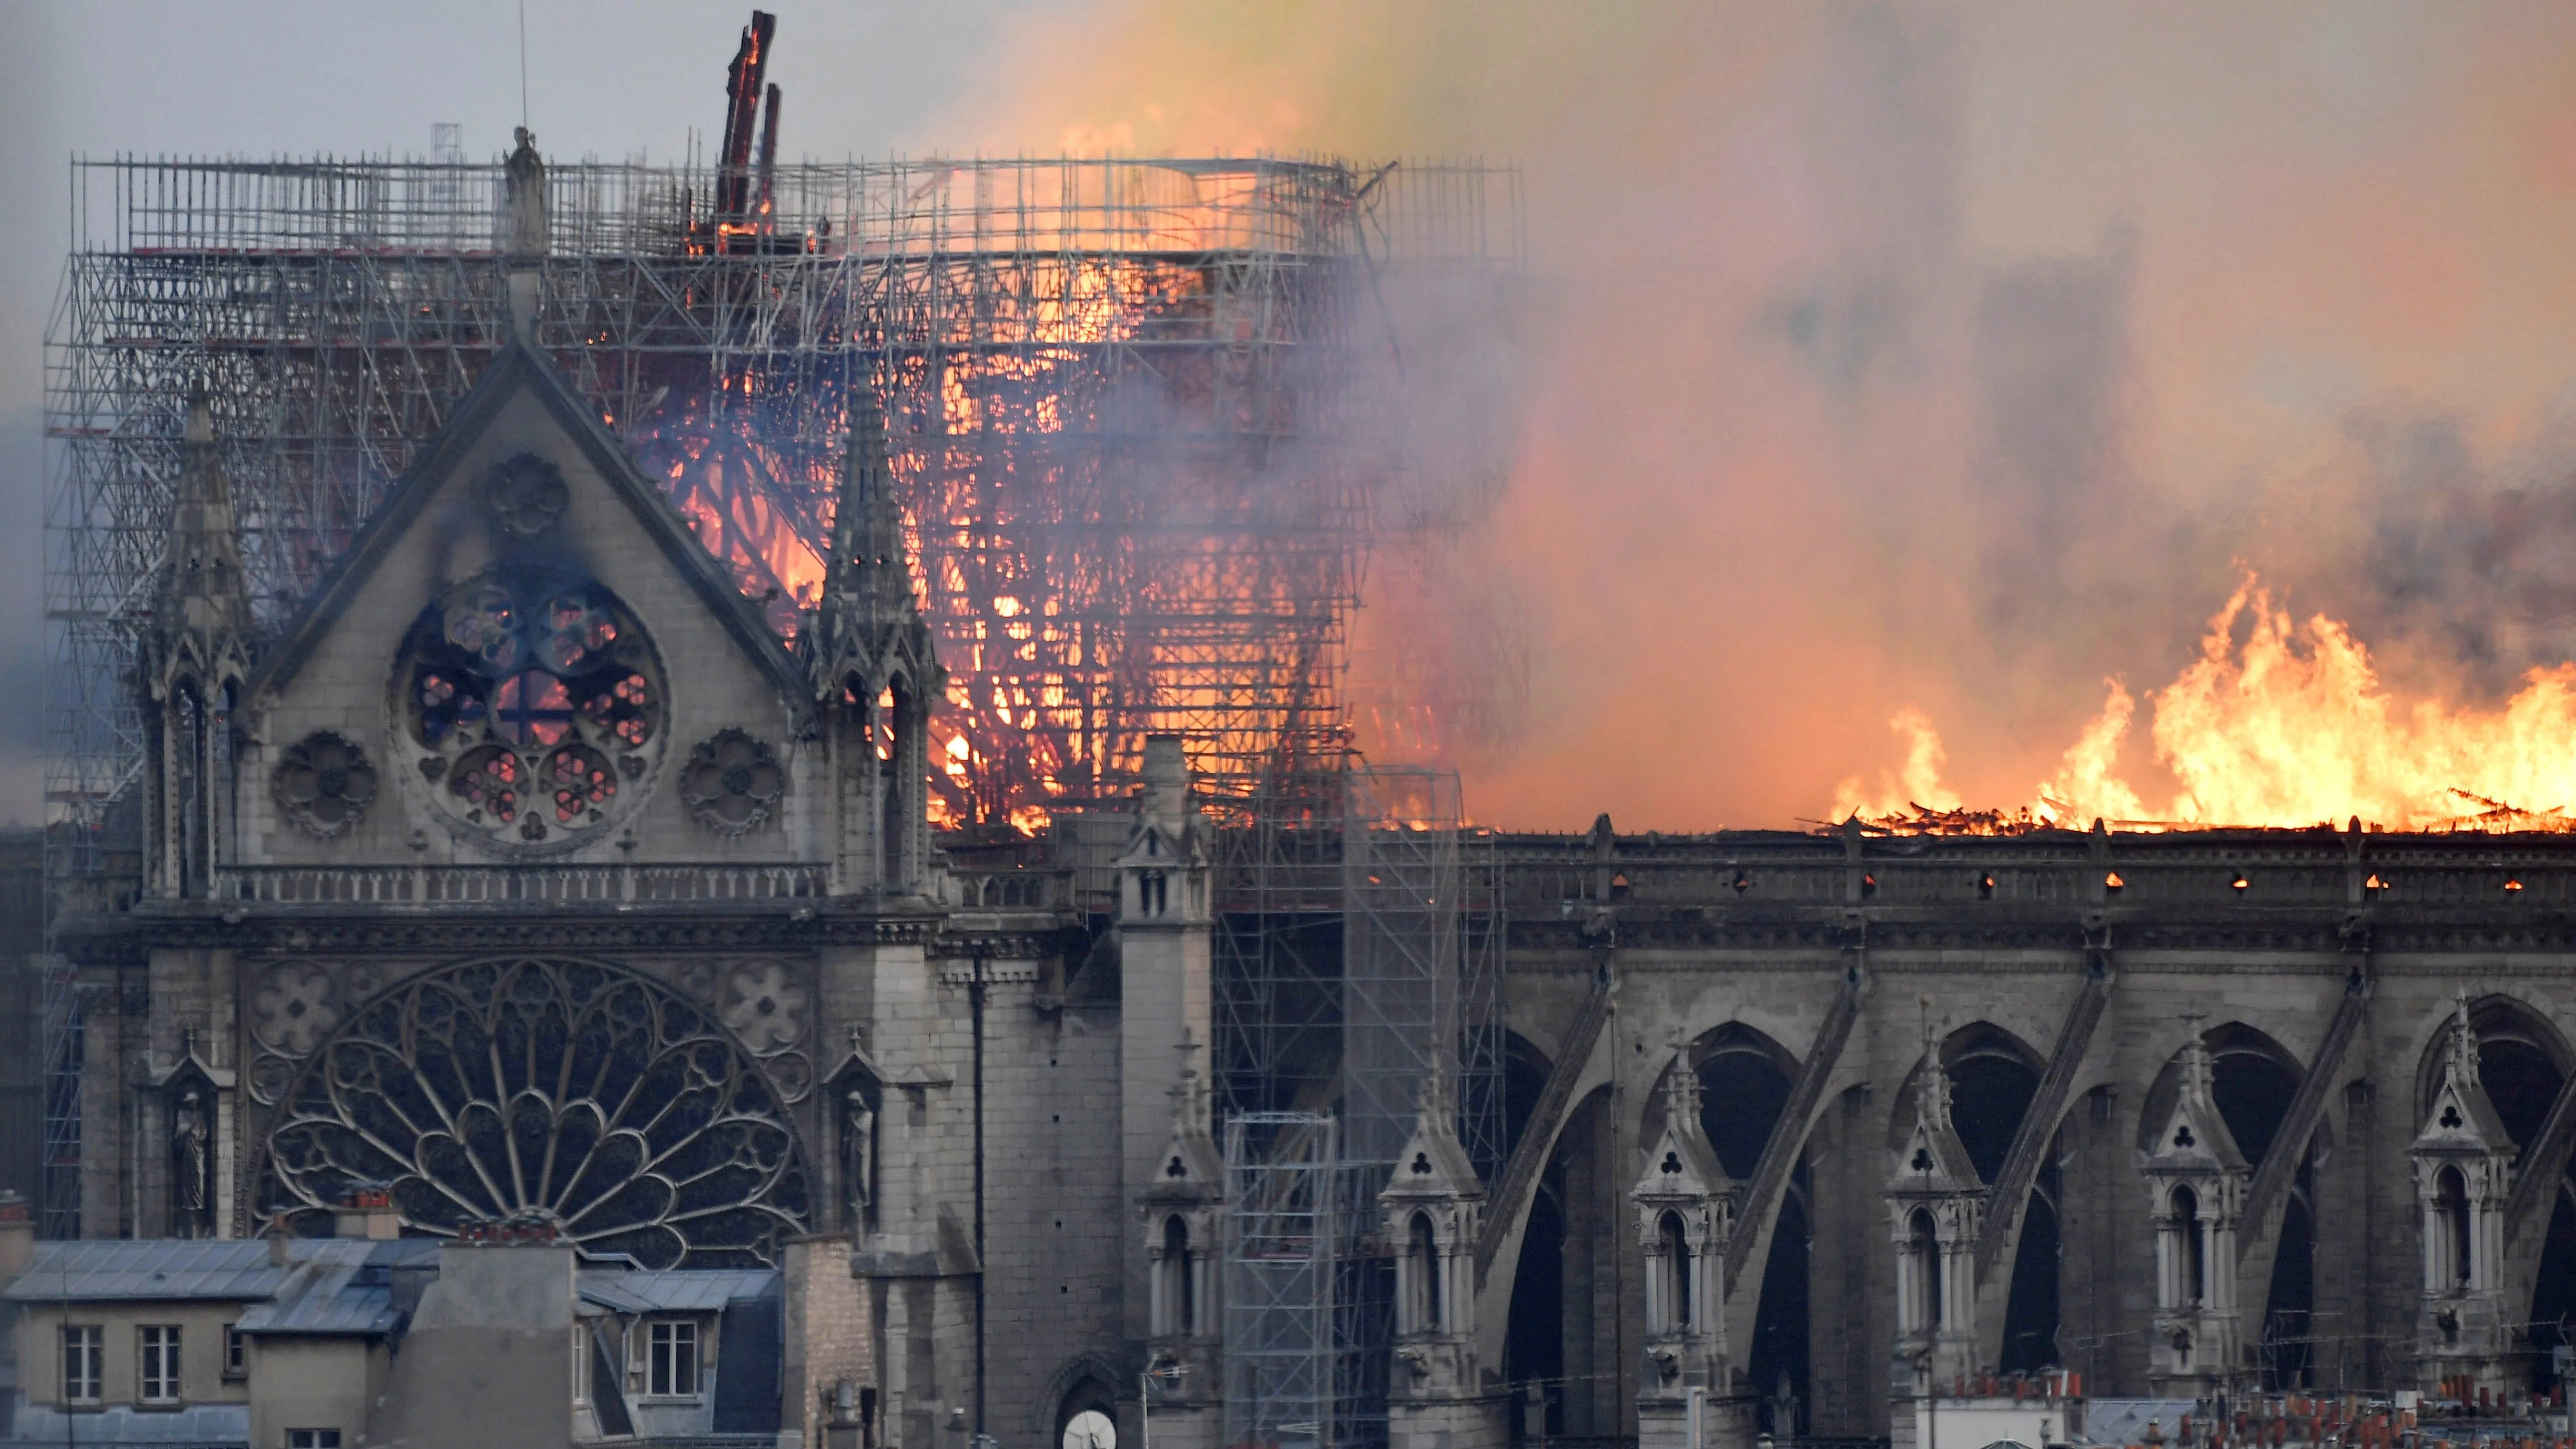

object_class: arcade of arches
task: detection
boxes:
[1487,970,2576,1443]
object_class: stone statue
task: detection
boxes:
[171,1089,212,1237]
[842,1090,875,1229]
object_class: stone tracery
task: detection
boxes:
[399,570,665,847]
[259,956,809,1267]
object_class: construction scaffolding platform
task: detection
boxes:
[42,148,1518,1232]
[1215,763,1505,1449]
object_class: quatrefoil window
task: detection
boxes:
[398,568,665,849]
[680,729,786,836]
[272,731,379,839]
[481,452,570,538]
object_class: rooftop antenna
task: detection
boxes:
[517,0,531,132]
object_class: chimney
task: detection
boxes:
[334,1187,401,1240]
[1140,735,1188,832]
[266,1219,291,1266]
[0,1193,33,1283]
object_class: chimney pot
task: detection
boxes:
[0,1192,32,1282]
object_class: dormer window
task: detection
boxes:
[643,1319,701,1398]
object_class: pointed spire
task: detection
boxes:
[2178,1010,2215,1105]
[154,386,254,693]
[1663,1031,1703,1123]
[828,385,912,614]
[1169,1029,1208,1133]
[807,384,934,701]
[2448,991,2482,1086]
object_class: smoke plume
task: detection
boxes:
[918,1,2576,829]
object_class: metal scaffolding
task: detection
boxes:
[1224,1111,1337,1449]
[43,149,1518,1231]
[1214,764,1504,1449]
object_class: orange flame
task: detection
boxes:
[1838,576,2576,833]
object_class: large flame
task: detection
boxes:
[1837,576,2576,833]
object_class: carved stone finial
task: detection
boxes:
[1916,998,1953,1133]
[2447,991,2482,1085]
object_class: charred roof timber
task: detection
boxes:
[717,10,776,223]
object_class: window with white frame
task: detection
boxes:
[645,1319,700,1397]
[139,1324,182,1403]
[288,1431,344,1448]
[224,1324,246,1378]
[61,1325,102,1404]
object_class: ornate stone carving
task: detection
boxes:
[766,1051,813,1104]
[680,729,786,836]
[171,1088,213,1239]
[480,452,569,539]
[250,962,343,1056]
[718,959,808,1053]
[260,956,809,1267]
[841,1089,876,1226]
[272,731,379,839]
[397,568,665,851]
[246,1053,295,1107]
[672,959,720,1004]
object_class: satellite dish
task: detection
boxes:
[1063,1409,1117,1449]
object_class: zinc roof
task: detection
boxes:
[232,1239,410,1335]
[1,1239,291,1302]
[576,1267,778,1314]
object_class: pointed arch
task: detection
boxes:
[2414,996,2568,1153]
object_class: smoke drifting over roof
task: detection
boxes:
[928,1,2576,828]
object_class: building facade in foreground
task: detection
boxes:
[54,330,2576,1449]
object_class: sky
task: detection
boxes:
[7,3,2576,831]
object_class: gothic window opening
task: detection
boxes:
[2171,1185,2206,1305]
[260,957,808,1267]
[1908,1208,1943,1330]
[175,683,208,895]
[1654,1209,1688,1331]
[2435,1166,2473,1287]
[1171,1214,1198,1336]
[1695,1028,1807,1427]
[399,571,665,848]
[2528,1185,2576,1391]
[1154,1213,1196,1338]
[1399,1210,1442,1334]
[881,678,915,878]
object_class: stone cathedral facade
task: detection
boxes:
[63,334,2576,1449]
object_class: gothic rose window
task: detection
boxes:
[260,957,809,1267]
[399,570,665,847]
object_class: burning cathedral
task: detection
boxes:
[38,18,2576,1449]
